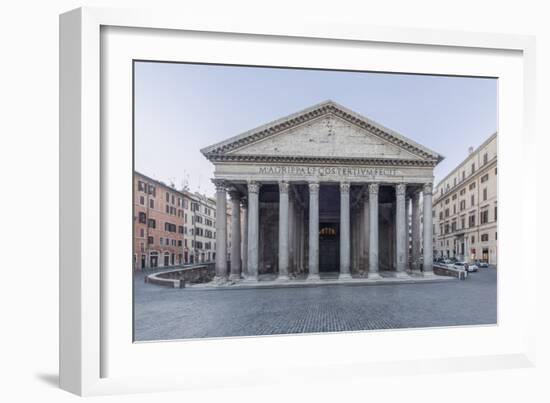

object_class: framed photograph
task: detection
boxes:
[60,7,536,396]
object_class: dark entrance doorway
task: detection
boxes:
[319,222,339,272]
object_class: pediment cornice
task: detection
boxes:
[201,100,444,164]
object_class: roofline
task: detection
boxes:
[134,171,215,201]
[201,100,444,162]
[434,131,498,190]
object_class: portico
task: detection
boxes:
[202,101,443,282]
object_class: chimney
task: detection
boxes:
[468,146,474,154]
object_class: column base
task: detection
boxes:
[228,273,241,281]
[395,271,410,279]
[368,272,382,280]
[276,274,290,282]
[212,275,228,284]
[241,274,259,283]
[306,273,320,281]
[338,273,353,281]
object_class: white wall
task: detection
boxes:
[1,1,549,402]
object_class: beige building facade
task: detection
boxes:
[433,133,498,265]
[202,101,444,282]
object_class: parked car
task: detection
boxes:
[475,260,489,268]
[453,261,478,272]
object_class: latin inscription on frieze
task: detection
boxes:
[258,165,398,178]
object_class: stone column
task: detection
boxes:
[288,192,295,275]
[405,196,410,271]
[423,182,434,275]
[278,181,290,281]
[368,183,381,279]
[307,182,320,281]
[411,191,421,272]
[246,181,260,281]
[395,183,409,278]
[241,198,248,278]
[229,190,241,280]
[213,179,228,281]
[363,194,369,273]
[339,182,351,279]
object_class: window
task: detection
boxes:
[460,188,466,196]
[165,205,169,214]
[451,221,457,232]
[439,211,444,220]
[471,195,475,206]
[481,233,489,242]
[453,205,456,214]
[495,232,497,240]
[471,163,475,174]
[494,206,498,221]
[483,188,487,201]
[148,219,156,229]
[178,225,184,234]
[138,181,145,192]
[139,228,144,237]
[461,217,465,229]
[469,214,476,227]
[160,237,163,246]
[139,196,144,205]
[148,236,153,245]
[164,222,177,232]
[138,212,146,224]
[178,240,182,246]
[171,195,175,205]
[495,167,497,175]
[445,208,449,218]
[149,199,154,209]
[166,191,169,201]
[460,200,466,211]
[469,182,476,190]
[452,194,457,200]
[480,210,489,224]
[445,198,450,205]
[483,153,488,164]
[148,184,156,196]
[471,235,475,244]
[462,171,465,180]
[481,174,489,183]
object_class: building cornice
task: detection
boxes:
[207,154,438,167]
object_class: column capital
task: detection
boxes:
[340,182,350,193]
[368,183,379,195]
[279,181,290,193]
[247,181,260,194]
[423,182,433,195]
[212,179,228,192]
[308,182,320,193]
[395,183,406,196]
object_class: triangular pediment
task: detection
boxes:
[201,100,443,165]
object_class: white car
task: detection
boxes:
[453,262,478,272]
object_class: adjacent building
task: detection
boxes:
[133,171,241,270]
[433,132,498,264]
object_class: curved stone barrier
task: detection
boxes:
[145,264,215,288]
[433,264,467,280]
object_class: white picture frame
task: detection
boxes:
[59,6,537,396]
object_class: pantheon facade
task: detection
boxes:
[201,101,443,282]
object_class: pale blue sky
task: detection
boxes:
[134,61,497,196]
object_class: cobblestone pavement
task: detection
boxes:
[134,268,497,341]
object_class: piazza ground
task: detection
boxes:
[133,267,497,341]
